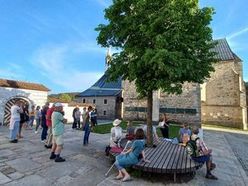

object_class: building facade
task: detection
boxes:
[76,39,247,129]
[123,80,201,127]
[0,79,49,125]
[201,39,247,129]
[75,74,122,120]
[123,39,247,129]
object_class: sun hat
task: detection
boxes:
[54,102,63,107]
[113,119,121,126]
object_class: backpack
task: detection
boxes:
[186,137,200,157]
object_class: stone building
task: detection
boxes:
[123,81,201,126]
[75,74,122,120]
[123,39,247,129]
[77,39,247,129]
[201,39,247,129]
[0,79,49,125]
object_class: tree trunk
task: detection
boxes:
[146,90,153,147]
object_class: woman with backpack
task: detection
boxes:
[188,127,217,180]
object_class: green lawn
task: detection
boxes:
[92,121,141,134]
[93,122,181,138]
[156,124,181,138]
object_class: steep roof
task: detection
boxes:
[0,78,50,92]
[213,38,241,61]
[77,74,122,97]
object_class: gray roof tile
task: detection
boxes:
[212,38,240,61]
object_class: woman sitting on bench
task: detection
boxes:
[114,128,149,182]
[110,119,123,147]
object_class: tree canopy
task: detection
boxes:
[96,0,216,145]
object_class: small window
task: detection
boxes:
[103,110,107,115]
[104,99,107,104]
[83,99,85,103]
[93,99,96,104]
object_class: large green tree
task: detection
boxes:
[96,0,216,146]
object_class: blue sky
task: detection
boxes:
[0,0,247,93]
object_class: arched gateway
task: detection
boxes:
[3,97,29,125]
[0,78,49,125]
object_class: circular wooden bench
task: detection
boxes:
[133,139,203,182]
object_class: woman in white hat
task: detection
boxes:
[110,119,123,147]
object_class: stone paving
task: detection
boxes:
[0,125,248,186]
[225,132,248,176]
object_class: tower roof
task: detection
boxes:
[77,74,122,97]
[212,38,241,61]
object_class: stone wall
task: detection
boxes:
[201,61,246,128]
[0,87,48,125]
[160,82,201,126]
[123,80,201,127]
[122,80,147,121]
[201,104,242,128]
[77,96,119,119]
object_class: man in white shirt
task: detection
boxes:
[9,100,22,143]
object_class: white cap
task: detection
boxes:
[54,102,63,107]
[113,119,121,126]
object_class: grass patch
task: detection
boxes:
[93,121,181,138]
[156,125,181,139]
[92,121,141,134]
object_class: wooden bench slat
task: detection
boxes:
[142,142,166,172]
[163,143,181,173]
[161,143,178,173]
[176,145,186,173]
[171,144,184,172]
[135,140,162,168]
[148,141,171,172]
[151,141,172,173]
[156,142,173,173]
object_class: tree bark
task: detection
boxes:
[146,90,153,146]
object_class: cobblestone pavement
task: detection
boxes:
[225,132,248,176]
[0,125,247,186]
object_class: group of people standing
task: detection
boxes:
[9,101,68,162]
[72,106,97,130]
[71,106,97,146]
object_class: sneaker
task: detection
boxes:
[10,139,18,143]
[45,145,52,149]
[205,173,218,180]
[49,154,56,160]
[55,157,66,162]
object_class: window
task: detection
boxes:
[93,99,96,104]
[83,99,85,103]
[104,99,107,104]
[103,110,107,115]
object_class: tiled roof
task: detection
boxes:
[0,78,50,92]
[48,97,69,103]
[213,39,240,61]
[77,74,122,97]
